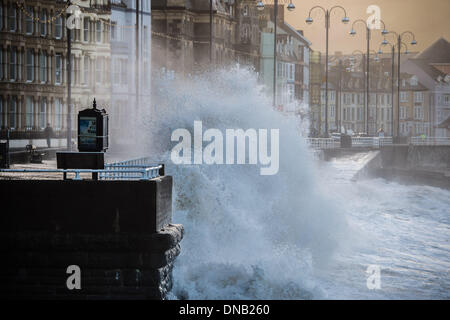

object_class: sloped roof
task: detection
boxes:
[438,116,450,128]
[415,38,450,63]
[409,58,447,81]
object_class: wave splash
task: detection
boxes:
[141,66,347,299]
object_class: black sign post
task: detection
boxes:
[57,99,108,180]
[0,129,10,169]
[78,99,109,152]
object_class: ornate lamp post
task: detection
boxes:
[349,19,388,135]
[381,31,417,137]
[67,0,72,150]
[210,0,213,63]
[350,50,379,134]
[305,6,350,137]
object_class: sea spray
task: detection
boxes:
[138,66,348,299]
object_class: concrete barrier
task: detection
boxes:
[355,145,450,189]
[0,176,183,299]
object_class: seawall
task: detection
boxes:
[355,145,450,189]
[0,176,184,299]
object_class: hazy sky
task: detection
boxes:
[283,0,450,54]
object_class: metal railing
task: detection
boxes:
[351,137,393,148]
[410,137,450,146]
[306,137,393,150]
[0,157,164,181]
[306,138,340,150]
[99,157,163,180]
[306,136,450,150]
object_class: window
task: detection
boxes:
[121,59,128,85]
[414,92,424,103]
[83,18,89,42]
[26,96,34,128]
[95,57,102,84]
[26,49,34,82]
[96,21,102,43]
[55,54,62,84]
[444,95,450,105]
[54,99,62,130]
[400,106,407,119]
[330,91,335,101]
[8,6,16,31]
[55,16,62,39]
[26,6,33,34]
[39,98,47,129]
[69,55,74,83]
[9,97,17,129]
[144,61,149,89]
[0,99,3,128]
[110,22,116,40]
[243,5,249,16]
[17,49,22,81]
[113,59,120,85]
[414,106,424,120]
[83,57,89,85]
[9,47,16,81]
[143,26,148,53]
[40,9,47,36]
[400,91,408,102]
[40,52,47,83]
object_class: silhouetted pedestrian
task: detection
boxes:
[44,123,53,148]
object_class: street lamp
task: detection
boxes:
[348,19,387,135]
[210,0,213,63]
[381,30,417,137]
[305,6,350,137]
[287,1,295,12]
[378,41,397,137]
[67,0,72,151]
[256,0,295,107]
[350,50,380,135]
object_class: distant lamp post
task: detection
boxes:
[210,0,213,63]
[381,30,417,137]
[348,19,387,135]
[67,0,72,151]
[305,6,350,137]
[351,49,380,135]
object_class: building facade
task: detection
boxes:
[259,5,311,113]
[403,38,450,137]
[110,0,151,145]
[0,0,111,147]
[316,54,431,137]
[151,0,245,75]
